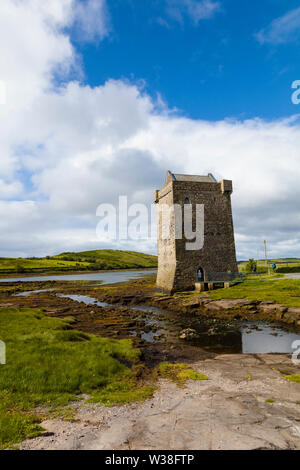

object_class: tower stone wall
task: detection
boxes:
[155,171,238,293]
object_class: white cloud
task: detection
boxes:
[73,0,110,42]
[0,0,300,262]
[0,180,23,199]
[166,0,220,25]
[255,6,300,44]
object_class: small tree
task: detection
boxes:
[245,258,257,273]
[16,265,26,274]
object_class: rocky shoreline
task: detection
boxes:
[199,298,300,326]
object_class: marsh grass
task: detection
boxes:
[208,278,300,308]
[159,362,208,386]
[0,307,154,448]
[285,375,300,383]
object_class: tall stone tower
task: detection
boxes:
[155,171,238,293]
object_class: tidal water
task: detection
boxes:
[53,292,300,355]
[0,269,157,284]
[9,269,300,354]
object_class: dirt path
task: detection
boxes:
[20,354,300,450]
[284,273,300,280]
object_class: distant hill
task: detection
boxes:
[0,250,158,275]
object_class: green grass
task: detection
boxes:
[0,250,157,275]
[0,307,154,448]
[159,362,208,386]
[285,375,300,384]
[208,277,300,308]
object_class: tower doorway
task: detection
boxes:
[196,267,204,282]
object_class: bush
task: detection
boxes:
[245,259,257,273]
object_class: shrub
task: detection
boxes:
[245,259,257,273]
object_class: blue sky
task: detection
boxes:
[76,0,300,120]
[1,0,300,260]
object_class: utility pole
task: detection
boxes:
[264,240,270,275]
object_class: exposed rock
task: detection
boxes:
[154,296,174,302]
[183,302,200,309]
[207,327,216,335]
[179,328,198,339]
[259,303,288,314]
[20,354,300,451]
[198,297,213,305]
[205,299,255,311]
[153,334,161,341]
[284,308,300,324]
[287,307,300,315]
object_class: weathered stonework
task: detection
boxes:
[155,171,238,293]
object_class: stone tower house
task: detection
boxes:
[155,171,238,293]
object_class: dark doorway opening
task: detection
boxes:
[196,267,204,282]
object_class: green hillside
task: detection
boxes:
[0,250,157,276]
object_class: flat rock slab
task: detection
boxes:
[205,299,255,310]
[259,303,287,313]
[20,354,300,451]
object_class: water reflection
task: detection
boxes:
[242,323,299,354]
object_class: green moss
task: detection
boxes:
[62,316,77,324]
[0,307,148,448]
[87,379,156,406]
[285,374,300,383]
[50,406,79,423]
[265,398,275,403]
[159,362,208,386]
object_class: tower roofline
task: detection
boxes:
[169,172,217,183]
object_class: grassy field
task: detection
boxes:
[238,258,300,273]
[0,307,155,448]
[0,250,157,275]
[209,276,300,308]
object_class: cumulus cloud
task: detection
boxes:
[0,0,300,261]
[255,6,300,44]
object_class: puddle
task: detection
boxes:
[56,293,109,308]
[15,289,54,297]
[241,322,300,354]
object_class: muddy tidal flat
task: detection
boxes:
[1,271,300,450]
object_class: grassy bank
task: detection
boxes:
[0,250,157,276]
[208,277,300,308]
[0,307,155,448]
